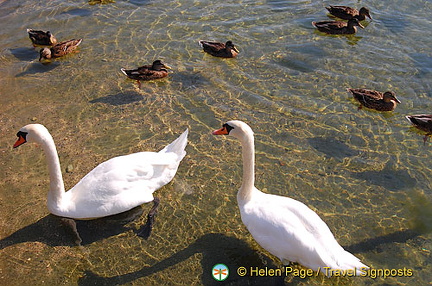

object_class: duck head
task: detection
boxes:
[383,91,401,104]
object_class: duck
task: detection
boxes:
[406,114,432,144]
[121,60,171,88]
[325,6,372,21]
[27,29,57,46]
[212,120,369,276]
[13,124,188,242]
[39,39,83,61]
[312,18,364,35]
[347,88,401,111]
[198,40,239,58]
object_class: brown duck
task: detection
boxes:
[326,6,372,21]
[347,88,401,111]
[312,18,364,35]
[406,114,432,144]
[121,60,171,87]
[27,29,57,46]
[199,40,239,58]
[39,39,83,61]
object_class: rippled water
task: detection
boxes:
[1,0,431,285]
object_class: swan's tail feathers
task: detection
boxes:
[159,129,188,159]
[333,252,369,276]
[354,262,369,276]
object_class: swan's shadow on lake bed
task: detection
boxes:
[78,233,287,286]
[0,206,147,249]
[0,212,424,285]
[77,228,424,286]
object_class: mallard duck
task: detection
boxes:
[39,39,83,61]
[120,60,171,88]
[406,114,432,144]
[198,40,239,58]
[312,18,364,35]
[326,6,372,21]
[347,88,401,111]
[27,29,57,46]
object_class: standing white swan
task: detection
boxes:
[13,124,188,240]
[212,120,368,276]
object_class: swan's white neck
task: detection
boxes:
[38,133,65,206]
[237,131,255,202]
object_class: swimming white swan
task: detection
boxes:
[13,124,188,239]
[212,120,368,276]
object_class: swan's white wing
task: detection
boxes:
[55,151,181,218]
[239,189,365,273]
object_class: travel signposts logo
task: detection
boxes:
[212,264,229,281]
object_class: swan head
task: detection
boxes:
[13,124,51,148]
[212,120,253,140]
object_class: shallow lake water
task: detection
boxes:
[1,0,431,285]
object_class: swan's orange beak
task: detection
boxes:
[212,126,229,135]
[13,135,27,148]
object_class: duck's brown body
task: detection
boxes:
[313,18,364,34]
[39,39,82,61]
[347,88,401,111]
[406,114,432,144]
[27,29,57,46]
[121,60,171,81]
[199,40,239,58]
[121,60,171,87]
[326,6,371,21]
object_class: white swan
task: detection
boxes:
[13,124,188,238]
[212,120,368,276]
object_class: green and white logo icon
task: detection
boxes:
[212,264,229,281]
